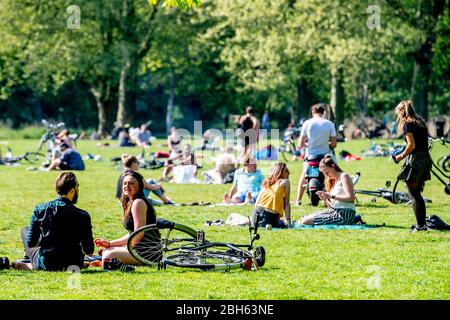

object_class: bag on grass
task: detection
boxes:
[425,215,450,230]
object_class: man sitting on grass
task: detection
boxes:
[13,172,94,271]
[223,156,264,204]
[46,142,85,171]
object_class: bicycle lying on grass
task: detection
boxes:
[127,218,266,271]
[0,147,44,166]
[352,173,432,204]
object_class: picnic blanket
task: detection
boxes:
[281,223,384,230]
[208,202,251,207]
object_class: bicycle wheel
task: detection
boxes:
[164,251,245,271]
[127,219,197,266]
[254,246,265,268]
[441,155,450,173]
[23,152,44,164]
[391,179,411,204]
[281,140,297,162]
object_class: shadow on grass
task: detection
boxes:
[365,224,409,230]
[355,202,389,208]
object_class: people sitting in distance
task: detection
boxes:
[118,125,135,147]
[46,142,85,171]
[136,124,152,147]
[13,172,94,271]
[203,145,238,184]
[162,144,197,182]
[299,154,356,226]
[223,156,264,204]
[56,129,76,149]
[117,154,175,205]
[167,126,183,158]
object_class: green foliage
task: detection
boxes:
[0,138,449,299]
[0,0,449,131]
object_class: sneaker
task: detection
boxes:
[0,257,10,270]
[164,200,176,205]
[411,224,428,233]
[103,258,135,272]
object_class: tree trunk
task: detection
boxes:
[358,83,368,114]
[409,0,446,122]
[330,70,345,125]
[166,70,175,135]
[296,78,312,120]
[411,56,431,121]
[116,50,131,128]
[91,85,109,137]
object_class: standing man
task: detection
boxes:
[295,103,337,205]
[239,106,260,157]
[14,172,94,271]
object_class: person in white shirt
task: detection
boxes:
[295,103,337,205]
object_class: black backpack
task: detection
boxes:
[425,215,450,230]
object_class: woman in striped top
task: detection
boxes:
[300,154,356,225]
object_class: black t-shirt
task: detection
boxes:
[241,116,254,132]
[123,198,157,232]
[404,122,429,152]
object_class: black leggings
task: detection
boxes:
[406,180,426,227]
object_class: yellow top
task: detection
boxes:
[255,181,286,218]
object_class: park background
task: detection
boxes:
[0,0,449,300]
[0,0,449,136]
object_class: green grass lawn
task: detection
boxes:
[0,138,449,300]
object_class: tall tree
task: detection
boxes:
[387,0,447,121]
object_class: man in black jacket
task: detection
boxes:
[14,172,94,271]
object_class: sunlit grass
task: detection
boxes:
[0,138,449,299]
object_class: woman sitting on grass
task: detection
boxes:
[95,171,160,271]
[117,154,174,205]
[300,154,356,225]
[252,162,292,229]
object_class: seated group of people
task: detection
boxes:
[11,152,356,272]
[13,170,158,272]
[116,123,154,148]
[250,154,356,230]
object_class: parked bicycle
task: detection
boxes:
[280,121,303,162]
[127,218,266,271]
[37,119,66,167]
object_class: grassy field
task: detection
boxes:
[0,138,449,300]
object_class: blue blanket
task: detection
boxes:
[272,223,381,230]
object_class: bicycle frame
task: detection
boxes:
[428,137,450,194]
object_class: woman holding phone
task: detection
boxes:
[300,154,356,225]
